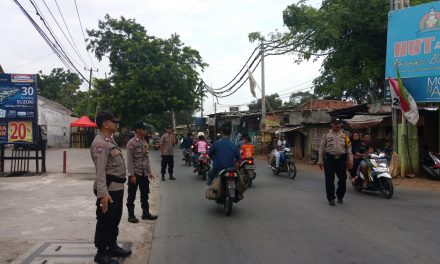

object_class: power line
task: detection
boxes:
[73,0,96,68]
[6,51,54,71]
[14,0,89,84]
[38,0,87,67]
[53,0,88,66]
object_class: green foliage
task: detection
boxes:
[37,68,83,112]
[248,93,283,111]
[274,0,434,103]
[87,15,207,127]
[285,91,316,107]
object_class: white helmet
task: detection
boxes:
[197,131,205,137]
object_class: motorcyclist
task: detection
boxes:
[193,134,209,171]
[207,126,240,185]
[181,132,193,160]
[240,136,254,161]
[273,134,287,172]
[352,133,375,188]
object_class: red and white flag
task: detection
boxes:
[388,70,419,125]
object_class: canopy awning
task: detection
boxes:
[343,115,389,130]
[70,115,97,128]
[264,126,303,134]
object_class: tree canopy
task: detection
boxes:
[86,15,207,127]
[248,93,283,111]
[259,0,434,103]
[37,68,82,112]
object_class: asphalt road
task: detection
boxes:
[149,150,440,264]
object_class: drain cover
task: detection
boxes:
[15,241,130,264]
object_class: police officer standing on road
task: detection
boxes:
[126,122,158,223]
[91,112,131,264]
[160,126,176,181]
[318,117,353,206]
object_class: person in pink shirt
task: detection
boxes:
[192,135,209,168]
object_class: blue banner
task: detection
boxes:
[386,2,440,102]
[0,73,38,144]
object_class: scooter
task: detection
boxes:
[153,139,160,150]
[212,168,241,216]
[351,152,394,199]
[238,157,256,187]
[267,147,297,179]
[421,151,440,180]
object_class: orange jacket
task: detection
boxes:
[241,143,254,159]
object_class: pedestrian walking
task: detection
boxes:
[91,111,131,264]
[126,122,158,223]
[160,126,176,181]
[318,117,353,206]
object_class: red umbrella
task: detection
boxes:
[70,115,97,128]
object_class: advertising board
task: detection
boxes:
[0,73,38,144]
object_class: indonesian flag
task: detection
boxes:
[388,70,419,125]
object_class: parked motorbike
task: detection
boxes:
[215,168,241,216]
[421,151,440,180]
[238,158,256,187]
[351,152,394,199]
[267,147,297,179]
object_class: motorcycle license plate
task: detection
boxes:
[245,165,256,170]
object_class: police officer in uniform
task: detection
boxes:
[318,117,353,206]
[91,112,131,264]
[126,122,158,223]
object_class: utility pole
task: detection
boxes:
[260,40,266,153]
[84,67,98,91]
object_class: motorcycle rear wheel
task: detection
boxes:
[380,178,394,199]
[224,196,233,216]
[201,172,207,181]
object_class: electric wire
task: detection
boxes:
[53,0,88,67]
[73,0,96,68]
[6,52,54,71]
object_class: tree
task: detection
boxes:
[37,68,82,111]
[286,91,316,107]
[260,0,434,103]
[86,15,207,127]
[248,93,283,111]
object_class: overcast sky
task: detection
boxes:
[1,0,323,115]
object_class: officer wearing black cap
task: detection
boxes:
[91,111,131,264]
[318,117,353,206]
[126,122,158,223]
[159,125,176,181]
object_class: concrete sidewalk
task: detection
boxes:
[0,148,160,264]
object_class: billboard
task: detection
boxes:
[386,2,440,103]
[0,73,38,144]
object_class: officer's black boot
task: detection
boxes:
[94,248,118,264]
[127,206,139,223]
[169,174,176,180]
[161,174,165,181]
[108,243,132,258]
[142,208,158,220]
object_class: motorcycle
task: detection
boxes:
[351,152,394,199]
[267,147,297,179]
[238,158,256,187]
[153,139,160,150]
[421,151,440,180]
[214,168,241,216]
[309,148,319,165]
[183,148,192,166]
[194,150,210,181]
